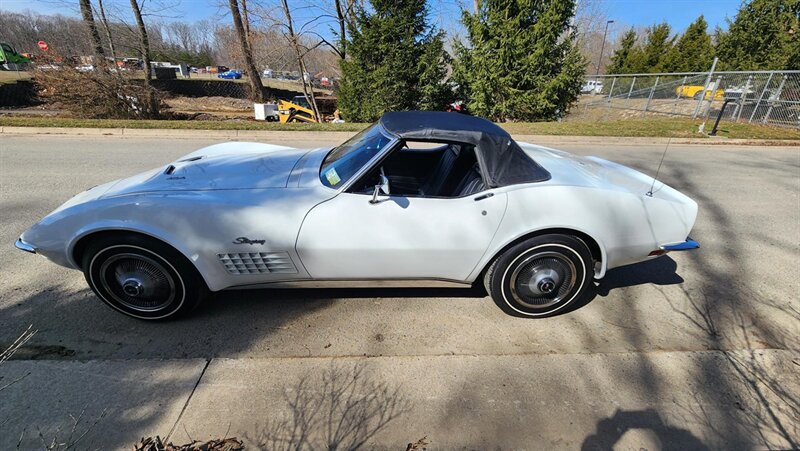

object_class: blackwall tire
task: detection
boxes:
[81,234,208,320]
[486,234,593,318]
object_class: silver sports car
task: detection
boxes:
[16,112,699,320]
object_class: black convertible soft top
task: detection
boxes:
[379,111,550,187]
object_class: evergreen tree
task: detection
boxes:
[416,30,454,111]
[607,28,637,74]
[660,16,715,72]
[716,0,800,70]
[636,23,673,72]
[337,0,453,122]
[453,0,586,121]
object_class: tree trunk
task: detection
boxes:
[78,0,105,63]
[241,0,251,47]
[97,0,117,61]
[281,0,321,122]
[128,0,159,117]
[334,0,347,59]
[229,0,265,102]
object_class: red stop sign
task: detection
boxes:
[37,41,48,51]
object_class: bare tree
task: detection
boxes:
[0,11,94,56]
[331,0,358,59]
[229,0,265,102]
[574,0,616,75]
[278,0,323,121]
[241,0,252,46]
[78,0,105,62]
[95,0,117,60]
[128,0,159,116]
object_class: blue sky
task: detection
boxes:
[602,0,742,33]
[1,0,744,35]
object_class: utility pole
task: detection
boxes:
[595,20,614,79]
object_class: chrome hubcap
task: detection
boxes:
[528,267,561,295]
[122,279,145,297]
[99,253,175,312]
[510,251,577,309]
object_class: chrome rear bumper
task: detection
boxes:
[15,238,37,254]
[660,238,700,252]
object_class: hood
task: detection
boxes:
[100,142,312,197]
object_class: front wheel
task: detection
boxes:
[82,234,208,320]
[484,234,593,317]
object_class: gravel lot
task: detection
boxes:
[0,133,797,449]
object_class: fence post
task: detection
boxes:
[643,76,659,115]
[607,76,617,101]
[694,57,718,118]
[626,76,636,109]
[762,74,787,124]
[702,75,724,119]
[749,71,774,123]
[672,75,687,115]
[734,74,753,121]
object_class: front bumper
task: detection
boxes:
[660,238,700,252]
[15,237,37,254]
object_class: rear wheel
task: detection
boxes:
[485,234,593,317]
[82,234,208,320]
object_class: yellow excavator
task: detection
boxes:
[277,96,316,123]
[277,95,338,123]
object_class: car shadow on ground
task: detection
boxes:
[548,255,684,315]
[594,256,683,297]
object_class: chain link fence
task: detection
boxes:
[580,70,800,128]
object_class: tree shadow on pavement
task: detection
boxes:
[247,362,412,450]
[0,282,338,449]
[657,165,799,449]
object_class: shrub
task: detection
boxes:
[34,66,165,119]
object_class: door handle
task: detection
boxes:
[474,193,494,201]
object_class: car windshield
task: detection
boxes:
[319,124,392,188]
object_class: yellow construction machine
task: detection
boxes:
[277,95,338,123]
[277,96,317,123]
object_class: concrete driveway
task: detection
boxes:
[0,132,798,449]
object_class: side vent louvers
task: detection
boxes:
[218,252,298,275]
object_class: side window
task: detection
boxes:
[348,140,486,198]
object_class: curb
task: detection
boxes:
[0,125,798,146]
[0,126,357,141]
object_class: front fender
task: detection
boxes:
[22,187,329,292]
[66,221,218,288]
[22,193,234,291]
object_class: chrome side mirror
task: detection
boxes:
[370,168,390,204]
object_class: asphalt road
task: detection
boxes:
[0,133,798,449]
